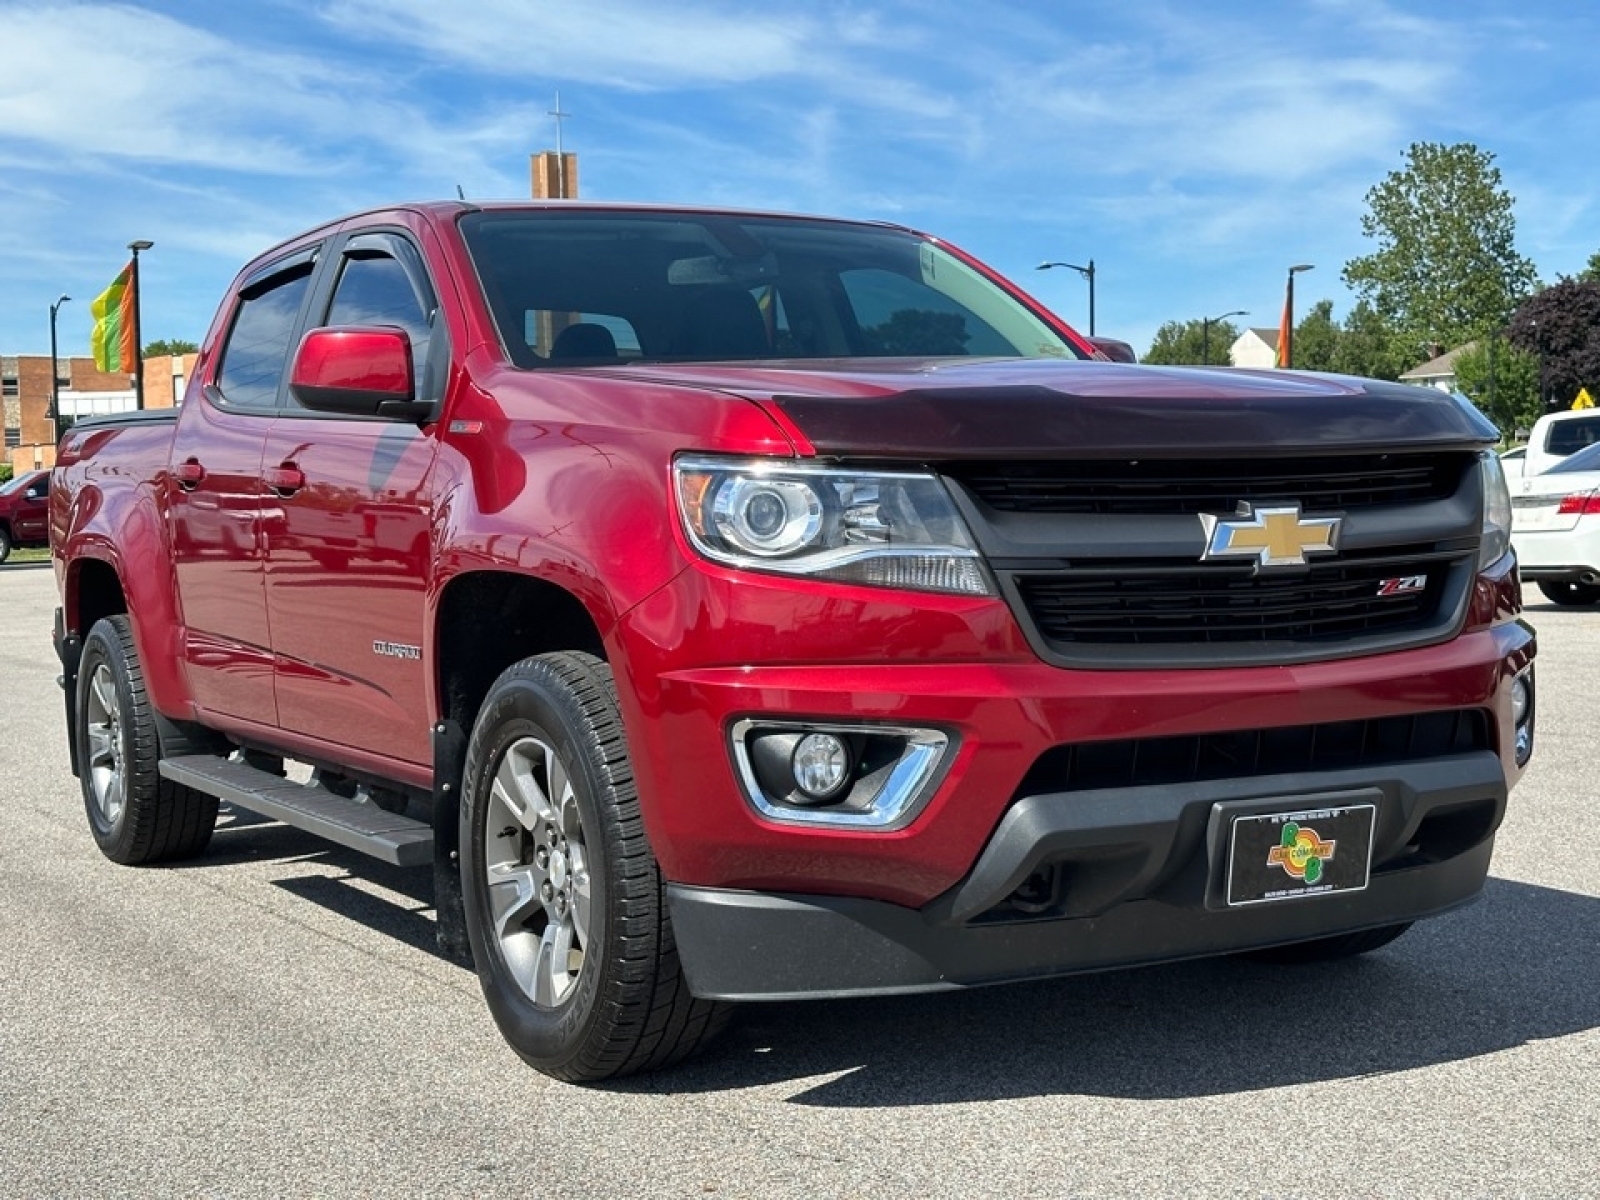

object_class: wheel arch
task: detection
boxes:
[434,570,609,737]
[66,554,129,634]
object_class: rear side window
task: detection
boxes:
[1546,417,1600,456]
[217,265,315,409]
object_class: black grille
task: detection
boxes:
[1018,709,1490,795]
[1018,554,1461,646]
[950,453,1469,515]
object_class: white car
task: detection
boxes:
[1521,410,1600,475]
[1511,439,1600,605]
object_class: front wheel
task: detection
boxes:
[1537,580,1600,606]
[460,652,728,1082]
[1238,922,1412,964]
[0,526,12,563]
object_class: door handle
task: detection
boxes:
[172,460,206,490]
[264,464,306,497]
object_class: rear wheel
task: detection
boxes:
[1239,922,1412,964]
[460,651,729,1081]
[1537,581,1600,606]
[77,615,219,864]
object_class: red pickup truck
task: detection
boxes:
[0,468,51,562]
[51,202,1535,1081]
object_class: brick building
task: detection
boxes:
[1,352,194,474]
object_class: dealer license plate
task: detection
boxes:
[1226,803,1376,907]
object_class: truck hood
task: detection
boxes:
[599,357,1497,459]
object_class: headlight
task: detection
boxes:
[673,456,994,596]
[1479,450,1512,569]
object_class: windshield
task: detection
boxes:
[0,472,37,496]
[458,210,1082,367]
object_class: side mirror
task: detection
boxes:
[289,327,430,420]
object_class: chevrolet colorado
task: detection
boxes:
[51,202,1535,1081]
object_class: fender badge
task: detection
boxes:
[1198,502,1341,569]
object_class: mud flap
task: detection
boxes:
[432,718,472,966]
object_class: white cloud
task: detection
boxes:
[0,4,340,173]
[317,0,815,88]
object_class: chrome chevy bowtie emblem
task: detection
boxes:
[1198,502,1342,568]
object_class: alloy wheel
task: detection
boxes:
[483,735,593,1007]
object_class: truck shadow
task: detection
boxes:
[638,876,1600,1105]
[193,812,1600,1104]
[198,805,444,960]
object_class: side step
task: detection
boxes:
[159,754,434,867]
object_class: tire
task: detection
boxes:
[77,615,219,864]
[460,651,729,1082]
[1536,581,1600,606]
[0,526,11,564]
[1238,922,1412,965]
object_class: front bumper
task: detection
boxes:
[668,751,1506,1000]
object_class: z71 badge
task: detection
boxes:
[1376,574,1427,596]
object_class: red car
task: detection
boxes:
[50,202,1534,1081]
[0,469,50,562]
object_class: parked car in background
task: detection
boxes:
[1511,439,1600,605]
[1499,446,1527,481]
[1521,410,1600,476]
[0,469,50,562]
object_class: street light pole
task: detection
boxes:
[1036,259,1096,336]
[1283,263,1314,368]
[49,294,71,440]
[1201,309,1248,366]
[128,239,153,410]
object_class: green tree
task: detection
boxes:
[1342,142,1538,365]
[1453,338,1540,441]
[1142,317,1243,365]
[1329,300,1408,381]
[1292,299,1340,372]
[144,338,198,356]
[1580,251,1600,283]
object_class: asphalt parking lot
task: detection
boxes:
[1,562,1596,1198]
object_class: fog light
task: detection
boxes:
[792,733,852,802]
[1510,675,1530,727]
[1510,667,1535,767]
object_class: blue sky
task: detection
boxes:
[2,0,1596,362]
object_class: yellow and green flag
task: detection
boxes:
[90,262,136,373]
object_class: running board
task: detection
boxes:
[159,754,434,867]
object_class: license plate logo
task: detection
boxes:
[1267,821,1337,883]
